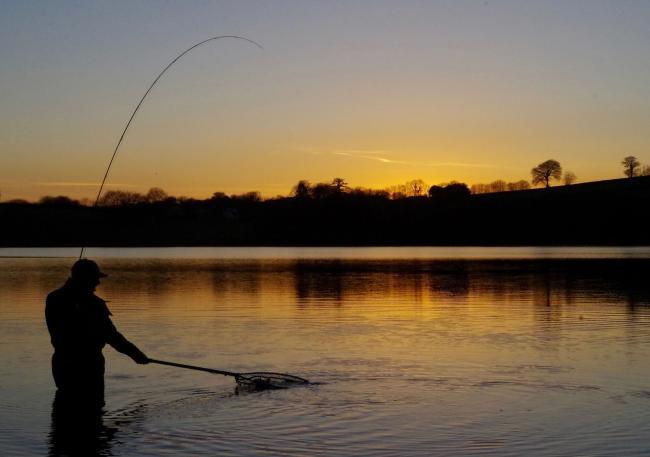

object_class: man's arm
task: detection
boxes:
[104,315,149,364]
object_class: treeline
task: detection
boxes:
[7,179,474,207]
[470,180,531,194]
[5,154,647,207]
[2,175,650,246]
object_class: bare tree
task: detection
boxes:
[386,184,407,199]
[472,180,530,193]
[531,159,562,188]
[470,183,490,194]
[507,180,531,191]
[146,187,168,203]
[563,171,577,185]
[489,180,507,193]
[98,190,145,206]
[622,156,641,178]
[387,180,428,198]
[404,179,428,197]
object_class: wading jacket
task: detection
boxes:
[45,280,142,363]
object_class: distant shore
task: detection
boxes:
[2,176,649,247]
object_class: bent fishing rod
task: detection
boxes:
[79,35,263,259]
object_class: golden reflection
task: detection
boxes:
[2,257,650,354]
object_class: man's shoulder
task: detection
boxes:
[45,287,107,308]
[45,286,70,319]
[46,286,68,303]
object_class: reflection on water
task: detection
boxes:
[48,393,115,457]
[2,249,650,456]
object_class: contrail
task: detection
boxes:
[79,35,263,259]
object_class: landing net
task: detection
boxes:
[235,372,310,390]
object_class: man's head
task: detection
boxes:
[70,259,107,292]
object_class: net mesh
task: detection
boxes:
[235,372,310,390]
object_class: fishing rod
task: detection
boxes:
[79,35,263,259]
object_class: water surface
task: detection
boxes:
[1,247,650,456]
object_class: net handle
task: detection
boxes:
[148,358,237,378]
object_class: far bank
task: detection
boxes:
[2,176,649,247]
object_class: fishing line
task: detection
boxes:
[79,35,263,259]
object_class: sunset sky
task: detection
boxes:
[1,1,649,201]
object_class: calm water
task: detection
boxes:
[2,247,650,456]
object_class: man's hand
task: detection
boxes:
[132,349,149,365]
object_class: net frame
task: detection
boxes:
[235,372,311,390]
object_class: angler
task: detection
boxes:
[45,259,149,407]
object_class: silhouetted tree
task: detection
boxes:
[175,196,193,204]
[211,192,229,201]
[531,160,562,188]
[331,178,348,193]
[348,187,389,198]
[311,183,335,199]
[443,182,471,199]
[489,180,507,193]
[388,180,428,198]
[622,156,640,178]
[428,185,444,198]
[507,180,531,191]
[640,165,650,177]
[563,171,577,185]
[39,196,80,206]
[232,191,261,202]
[145,187,168,203]
[472,180,530,193]
[386,184,407,199]
[291,180,312,198]
[98,190,145,206]
[470,183,490,194]
[430,182,471,200]
[404,179,428,197]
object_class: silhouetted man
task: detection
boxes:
[45,259,148,407]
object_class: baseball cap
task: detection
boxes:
[71,259,108,279]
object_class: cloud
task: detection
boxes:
[32,181,137,187]
[332,149,390,155]
[330,150,497,168]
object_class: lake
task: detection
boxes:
[2,247,650,456]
